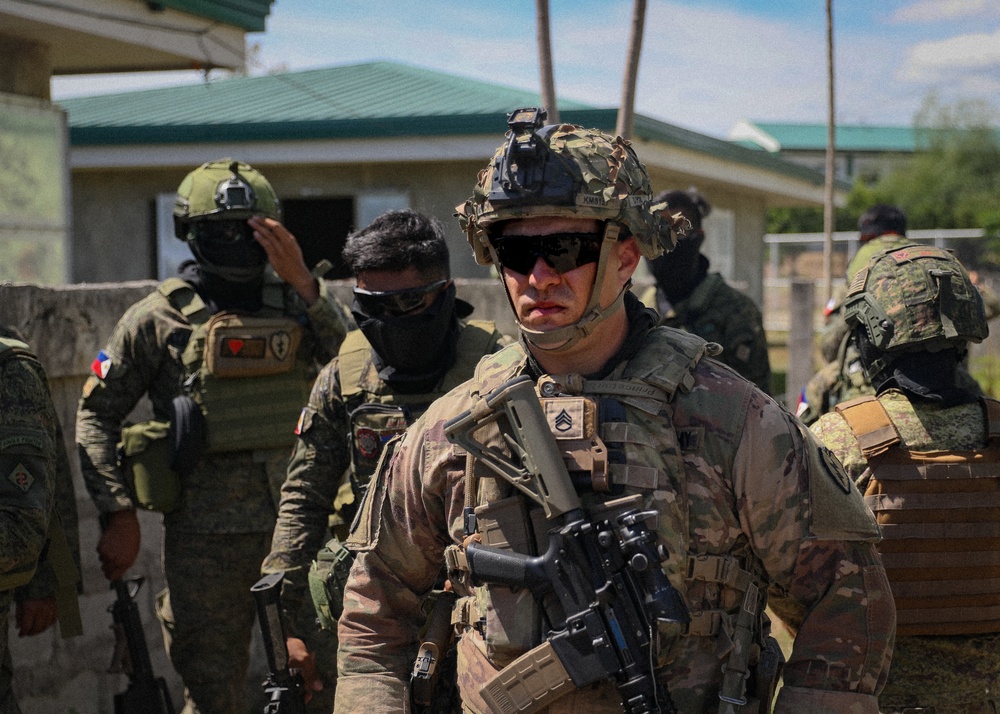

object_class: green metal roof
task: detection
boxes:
[744,122,920,153]
[60,61,832,186]
[157,0,274,32]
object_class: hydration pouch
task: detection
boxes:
[119,420,181,513]
[308,538,355,630]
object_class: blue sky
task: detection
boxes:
[51,0,1000,138]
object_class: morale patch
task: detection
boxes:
[270,331,292,360]
[355,427,381,460]
[221,336,266,359]
[9,463,34,492]
[820,446,852,494]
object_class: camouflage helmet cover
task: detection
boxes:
[843,244,988,355]
[173,158,280,240]
[456,110,680,264]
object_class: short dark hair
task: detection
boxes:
[654,187,711,231]
[342,209,450,279]
[858,204,907,240]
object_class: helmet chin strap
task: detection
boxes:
[495,222,630,354]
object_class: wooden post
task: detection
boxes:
[786,279,816,410]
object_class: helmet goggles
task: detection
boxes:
[353,279,449,317]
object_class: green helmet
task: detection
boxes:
[173,159,280,241]
[456,108,680,264]
[843,244,988,360]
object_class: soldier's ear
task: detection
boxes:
[614,237,641,284]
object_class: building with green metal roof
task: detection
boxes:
[1,0,273,286]
[60,61,844,305]
[728,120,918,182]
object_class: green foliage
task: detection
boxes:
[767,94,1000,245]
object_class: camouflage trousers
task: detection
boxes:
[881,706,998,714]
[157,529,271,714]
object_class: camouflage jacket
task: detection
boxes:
[812,389,1000,710]
[0,331,58,614]
[261,320,509,621]
[76,274,347,534]
[643,273,772,394]
[335,318,893,713]
[845,233,912,283]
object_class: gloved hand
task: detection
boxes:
[15,597,58,636]
[98,509,141,581]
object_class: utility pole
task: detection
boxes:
[536,0,559,123]
[822,0,836,303]
[616,0,647,140]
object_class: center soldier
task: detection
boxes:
[334,110,895,714]
[261,209,508,709]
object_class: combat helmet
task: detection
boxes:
[456,108,685,351]
[173,159,280,241]
[843,243,988,376]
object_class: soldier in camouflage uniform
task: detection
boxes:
[261,209,508,709]
[76,160,348,714]
[1,325,82,713]
[799,205,914,424]
[801,205,986,425]
[811,244,999,713]
[334,109,894,714]
[640,188,771,393]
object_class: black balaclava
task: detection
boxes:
[650,229,708,305]
[352,283,463,393]
[855,327,976,407]
[187,220,268,312]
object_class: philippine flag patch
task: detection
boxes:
[91,350,113,379]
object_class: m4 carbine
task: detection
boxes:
[444,376,689,714]
[251,572,306,714]
[107,577,175,714]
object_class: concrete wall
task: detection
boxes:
[0,276,526,713]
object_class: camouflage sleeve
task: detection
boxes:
[716,293,772,394]
[75,296,169,514]
[262,359,351,623]
[302,279,352,365]
[732,391,892,709]
[810,412,870,486]
[335,412,466,712]
[0,356,57,587]
[16,415,80,602]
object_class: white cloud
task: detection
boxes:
[901,29,1000,82]
[893,0,1000,23]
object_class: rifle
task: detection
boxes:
[444,376,689,714]
[251,572,306,714]
[107,577,175,714]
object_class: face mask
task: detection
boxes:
[190,220,268,283]
[650,230,705,303]
[353,283,457,376]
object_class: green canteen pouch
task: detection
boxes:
[120,420,181,513]
[308,538,355,630]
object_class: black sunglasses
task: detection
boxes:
[490,232,605,275]
[353,279,449,317]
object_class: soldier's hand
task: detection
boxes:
[98,509,141,581]
[15,597,58,636]
[287,636,323,702]
[248,217,320,306]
